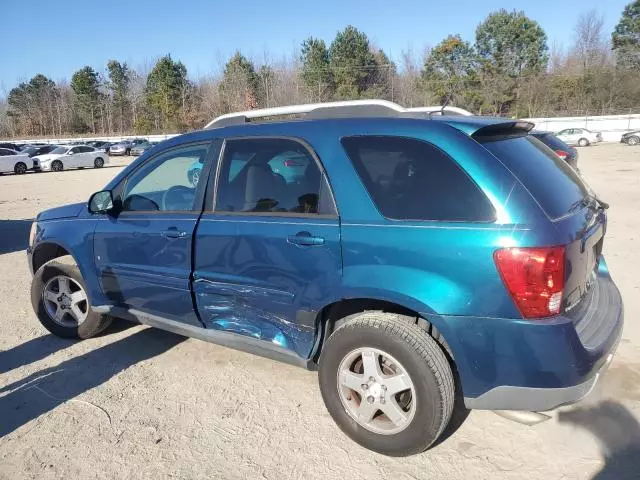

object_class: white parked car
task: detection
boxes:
[555,128,602,147]
[0,148,33,174]
[32,145,109,172]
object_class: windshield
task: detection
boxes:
[50,147,68,154]
[479,135,589,219]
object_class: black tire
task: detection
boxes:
[51,160,63,172]
[94,157,104,168]
[31,257,112,339]
[628,136,639,146]
[14,162,27,174]
[578,138,589,147]
[319,312,454,456]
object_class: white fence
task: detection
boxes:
[7,133,180,146]
[6,112,640,145]
[524,113,640,142]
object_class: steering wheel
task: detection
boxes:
[161,185,196,211]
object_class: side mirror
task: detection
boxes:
[88,190,114,214]
[67,150,74,155]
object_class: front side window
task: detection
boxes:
[215,138,335,216]
[121,144,209,212]
[341,136,495,221]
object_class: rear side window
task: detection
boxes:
[215,138,336,216]
[341,136,495,221]
[479,135,588,219]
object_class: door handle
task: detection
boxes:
[287,231,325,246]
[161,227,189,239]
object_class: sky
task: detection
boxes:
[0,0,631,91]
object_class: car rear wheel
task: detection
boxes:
[319,312,454,456]
[578,138,590,147]
[94,157,104,168]
[628,136,639,146]
[51,160,63,172]
[14,162,27,174]
[31,257,112,338]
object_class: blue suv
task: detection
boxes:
[27,100,623,456]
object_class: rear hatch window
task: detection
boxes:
[479,135,588,219]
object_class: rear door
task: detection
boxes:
[193,137,341,359]
[79,146,95,166]
[66,146,82,167]
[0,149,12,173]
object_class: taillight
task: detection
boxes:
[554,149,568,160]
[494,246,565,318]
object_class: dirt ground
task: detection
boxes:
[1,147,640,480]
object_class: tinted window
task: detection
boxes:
[77,146,93,153]
[215,138,335,216]
[122,144,209,212]
[341,136,495,221]
[480,135,588,219]
[0,149,10,156]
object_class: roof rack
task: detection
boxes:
[204,100,472,128]
[406,106,473,116]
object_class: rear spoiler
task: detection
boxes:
[472,121,535,139]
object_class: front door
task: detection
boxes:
[193,137,342,358]
[93,141,218,325]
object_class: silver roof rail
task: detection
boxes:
[205,100,473,128]
[406,106,473,116]
[205,100,408,128]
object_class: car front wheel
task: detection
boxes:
[319,312,454,456]
[94,157,104,168]
[578,138,590,147]
[628,136,639,146]
[31,257,112,338]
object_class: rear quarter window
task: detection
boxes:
[479,135,589,219]
[341,136,495,221]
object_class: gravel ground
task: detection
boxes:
[1,147,640,480]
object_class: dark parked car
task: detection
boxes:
[531,131,579,169]
[621,130,640,146]
[0,142,22,151]
[90,141,113,152]
[27,100,622,457]
[19,144,59,158]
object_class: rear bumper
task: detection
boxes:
[464,336,617,411]
[438,259,623,412]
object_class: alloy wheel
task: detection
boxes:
[42,275,89,327]
[337,347,416,435]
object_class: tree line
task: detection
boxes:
[1,2,638,138]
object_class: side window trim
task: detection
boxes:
[208,136,339,219]
[114,139,219,215]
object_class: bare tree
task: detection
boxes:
[572,10,609,73]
